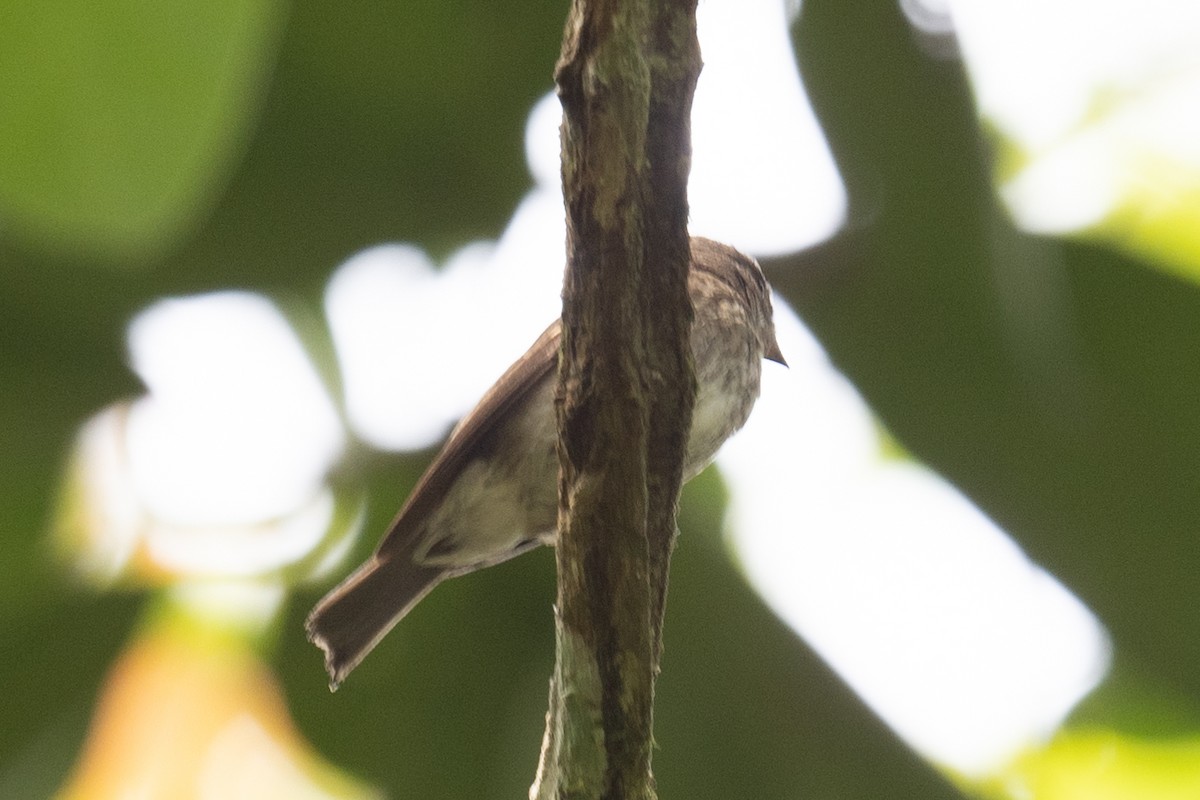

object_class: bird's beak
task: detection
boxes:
[765,339,788,367]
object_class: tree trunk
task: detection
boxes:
[531,1,701,799]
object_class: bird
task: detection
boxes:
[307,237,786,688]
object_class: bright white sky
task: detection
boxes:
[932,0,1200,233]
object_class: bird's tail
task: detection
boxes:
[306,556,445,690]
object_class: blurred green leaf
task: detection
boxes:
[0,0,284,262]
[979,729,1200,800]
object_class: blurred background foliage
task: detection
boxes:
[2,0,1199,798]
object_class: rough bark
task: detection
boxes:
[531,1,700,799]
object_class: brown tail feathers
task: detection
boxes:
[305,557,446,689]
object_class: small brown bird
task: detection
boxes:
[307,237,785,688]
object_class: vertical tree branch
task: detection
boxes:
[641,0,701,666]
[532,1,700,799]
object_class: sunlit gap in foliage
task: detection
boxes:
[59,295,372,798]
[718,302,1111,776]
[326,241,562,451]
[125,293,342,528]
[909,0,1200,273]
[688,0,845,255]
[64,292,352,589]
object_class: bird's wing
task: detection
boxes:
[373,320,562,559]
